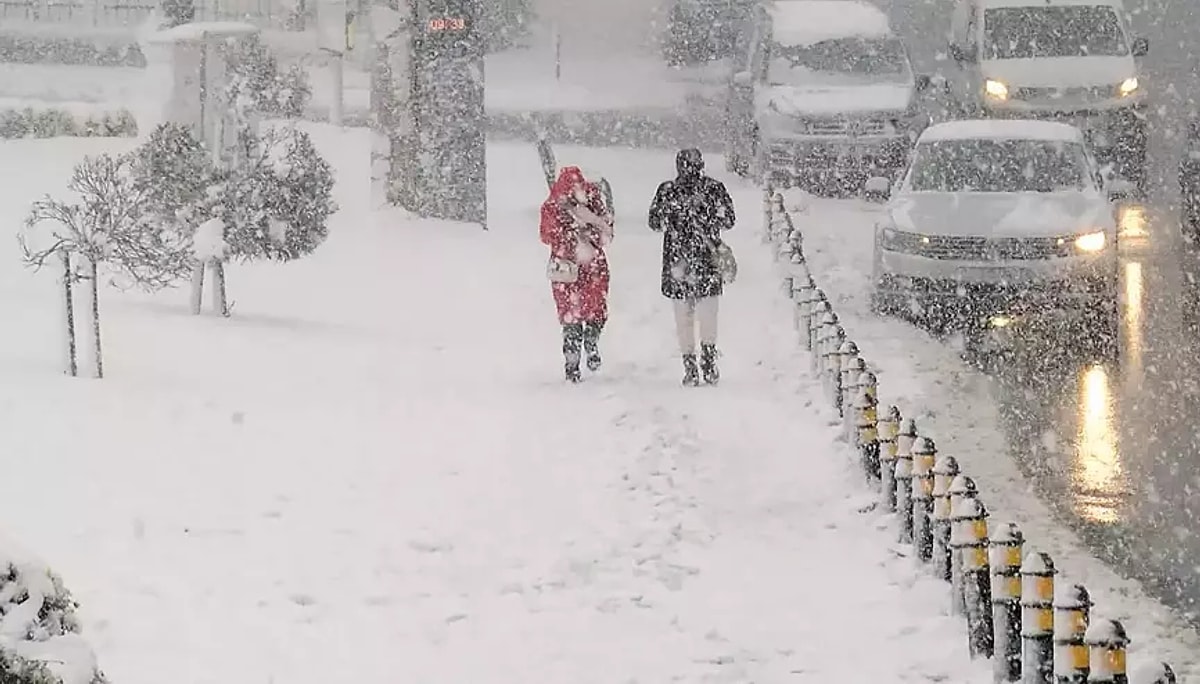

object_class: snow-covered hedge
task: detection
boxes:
[0,556,106,684]
[0,107,137,139]
[0,30,145,67]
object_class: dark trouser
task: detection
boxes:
[563,320,604,367]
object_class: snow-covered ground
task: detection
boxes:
[787,189,1200,676]
[0,124,1003,682]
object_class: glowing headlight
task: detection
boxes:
[1074,231,1107,252]
[1118,77,1139,97]
[984,79,1009,100]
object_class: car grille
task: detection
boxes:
[803,118,888,136]
[886,232,1074,260]
[1013,85,1118,101]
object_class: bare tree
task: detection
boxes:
[19,153,195,379]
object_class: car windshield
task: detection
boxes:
[906,138,1090,192]
[982,6,1129,59]
[766,37,908,85]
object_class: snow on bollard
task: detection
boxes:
[931,455,960,583]
[1131,663,1175,684]
[952,497,994,659]
[815,311,838,376]
[1054,584,1092,684]
[839,355,866,435]
[855,387,879,481]
[775,237,792,264]
[833,339,858,417]
[808,297,830,359]
[788,224,803,256]
[949,474,980,617]
[878,406,902,511]
[1084,619,1128,684]
[795,278,817,339]
[894,418,918,543]
[911,436,937,563]
[992,522,1025,683]
[822,327,846,408]
[1022,550,1057,684]
[854,371,879,454]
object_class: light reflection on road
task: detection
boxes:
[1122,261,1145,386]
[1073,364,1125,524]
[1118,203,1149,240]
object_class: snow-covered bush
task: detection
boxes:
[130,122,217,229]
[20,151,195,377]
[126,122,337,315]
[0,31,145,67]
[224,33,312,119]
[0,108,138,139]
[217,125,337,261]
[0,560,107,684]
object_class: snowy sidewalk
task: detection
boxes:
[0,130,985,682]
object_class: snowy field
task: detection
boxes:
[788,189,1200,675]
[0,125,1002,681]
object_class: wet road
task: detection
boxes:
[888,0,1200,618]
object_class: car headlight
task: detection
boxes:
[984,79,1009,101]
[1073,231,1107,252]
[1118,77,1139,97]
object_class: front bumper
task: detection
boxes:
[876,248,1117,315]
[765,135,912,175]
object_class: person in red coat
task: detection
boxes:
[540,166,614,382]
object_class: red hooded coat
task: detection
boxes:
[540,166,613,324]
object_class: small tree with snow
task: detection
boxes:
[224,33,312,119]
[19,152,194,378]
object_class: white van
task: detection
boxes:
[945,0,1149,191]
[724,0,931,189]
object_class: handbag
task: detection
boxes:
[546,256,579,283]
[710,239,738,284]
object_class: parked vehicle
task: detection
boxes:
[867,119,1129,347]
[662,0,755,66]
[723,0,931,191]
[944,0,1150,194]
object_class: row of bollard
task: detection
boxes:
[764,189,1178,684]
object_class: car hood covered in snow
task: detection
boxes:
[980,56,1135,88]
[760,82,913,117]
[886,191,1112,238]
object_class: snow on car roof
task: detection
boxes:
[919,119,1084,143]
[767,0,892,47]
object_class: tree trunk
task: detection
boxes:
[79,257,103,379]
[210,259,229,317]
[189,261,205,315]
[59,251,77,378]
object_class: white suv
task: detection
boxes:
[944,0,1149,193]
[868,119,1125,339]
[724,0,931,190]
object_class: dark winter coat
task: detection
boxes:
[648,173,735,299]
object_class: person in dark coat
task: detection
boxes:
[648,148,736,386]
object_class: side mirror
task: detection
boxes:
[1131,36,1149,57]
[915,74,931,92]
[864,176,892,202]
[733,70,753,87]
[1106,177,1135,201]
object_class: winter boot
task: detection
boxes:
[682,354,700,387]
[700,344,720,385]
[563,323,584,382]
[583,320,604,371]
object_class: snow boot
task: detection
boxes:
[563,323,584,383]
[682,354,700,387]
[583,320,604,371]
[700,344,720,385]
